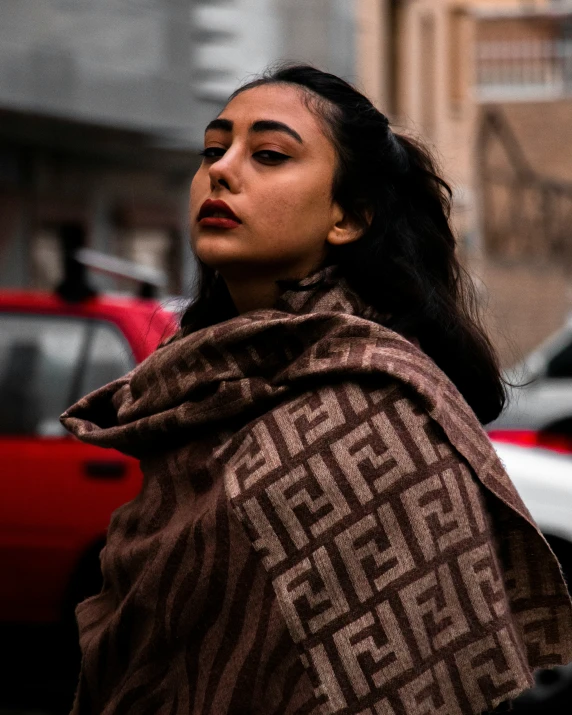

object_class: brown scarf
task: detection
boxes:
[62,267,572,715]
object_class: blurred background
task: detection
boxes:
[2,0,572,362]
[2,0,572,713]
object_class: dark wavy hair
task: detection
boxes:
[177,63,505,424]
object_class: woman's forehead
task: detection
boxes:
[216,84,325,138]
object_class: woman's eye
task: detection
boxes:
[198,148,290,165]
[254,150,291,165]
[199,147,225,161]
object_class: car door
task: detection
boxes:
[0,312,141,623]
[518,339,572,429]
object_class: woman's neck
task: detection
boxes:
[221,257,326,314]
[224,276,281,314]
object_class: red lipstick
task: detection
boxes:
[198,199,242,229]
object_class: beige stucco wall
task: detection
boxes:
[355,0,389,109]
[356,0,480,247]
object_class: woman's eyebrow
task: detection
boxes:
[204,118,303,144]
[250,120,303,144]
[205,118,233,134]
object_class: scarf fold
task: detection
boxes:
[61,268,572,715]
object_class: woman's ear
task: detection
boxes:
[326,205,371,246]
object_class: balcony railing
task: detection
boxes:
[476,39,572,101]
[479,108,572,266]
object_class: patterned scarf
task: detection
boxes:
[62,267,572,715]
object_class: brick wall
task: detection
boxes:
[491,101,572,183]
[474,259,572,367]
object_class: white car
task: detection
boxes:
[491,438,572,582]
[488,317,572,709]
[492,314,572,431]
[489,438,572,709]
[487,313,572,578]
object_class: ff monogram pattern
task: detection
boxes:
[220,380,566,714]
[62,267,572,714]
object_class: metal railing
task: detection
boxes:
[478,109,572,265]
[477,39,572,100]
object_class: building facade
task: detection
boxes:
[473,1,572,362]
[356,0,572,364]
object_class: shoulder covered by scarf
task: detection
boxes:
[61,267,572,715]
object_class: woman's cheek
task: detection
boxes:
[188,177,204,225]
[258,192,298,233]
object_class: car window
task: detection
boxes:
[0,315,87,436]
[0,314,135,437]
[546,339,572,378]
[78,322,135,398]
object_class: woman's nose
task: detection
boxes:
[208,151,240,193]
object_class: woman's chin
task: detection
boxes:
[193,235,244,267]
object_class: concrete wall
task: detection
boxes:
[0,0,196,144]
[0,1,357,151]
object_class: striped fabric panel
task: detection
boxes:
[70,443,316,714]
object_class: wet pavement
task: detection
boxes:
[0,624,78,715]
[512,665,572,712]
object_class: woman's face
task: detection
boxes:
[190,84,352,280]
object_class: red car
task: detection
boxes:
[0,290,176,625]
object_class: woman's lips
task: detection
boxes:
[198,199,242,229]
[199,216,241,229]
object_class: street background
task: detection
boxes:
[2,0,572,712]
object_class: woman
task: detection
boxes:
[62,65,572,715]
